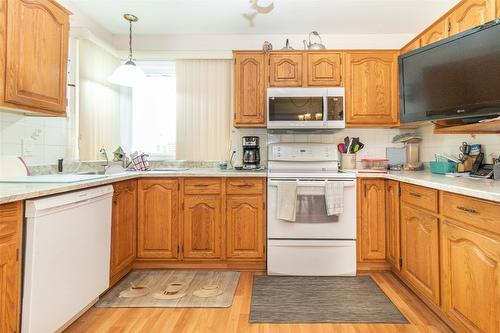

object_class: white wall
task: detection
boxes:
[417,124,500,163]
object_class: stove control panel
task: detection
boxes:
[268,143,337,161]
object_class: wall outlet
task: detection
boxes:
[22,138,35,157]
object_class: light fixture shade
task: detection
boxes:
[108,61,145,87]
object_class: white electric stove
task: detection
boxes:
[267,143,357,276]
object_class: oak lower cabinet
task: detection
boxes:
[400,204,440,306]
[226,194,265,260]
[138,179,179,259]
[182,194,222,259]
[0,0,70,115]
[385,180,400,271]
[357,179,386,263]
[441,221,500,333]
[345,52,399,126]
[110,180,137,285]
[0,201,23,333]
[233,51,266,127]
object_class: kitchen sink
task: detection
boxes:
[77,171,106,175]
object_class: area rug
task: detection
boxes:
[96,270,240,308]
[249,275,408,323]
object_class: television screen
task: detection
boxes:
[399,20,500,123]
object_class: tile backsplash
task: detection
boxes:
[0,110,69,166]
[417,124,500,163]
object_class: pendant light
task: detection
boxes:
[108,14,145,87]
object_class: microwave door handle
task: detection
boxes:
[323,95,328,125]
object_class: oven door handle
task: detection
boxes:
[268,180,355,188]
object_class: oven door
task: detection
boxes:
[267,178,356,239]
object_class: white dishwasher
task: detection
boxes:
[23,185,113,333]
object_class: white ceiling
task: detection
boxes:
[64,0,459,35]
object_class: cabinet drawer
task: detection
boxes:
[0,202,20,239]
[441,192,500,236]
[401,183,438,213]
[184,178,221,194]
[226,178,264,195]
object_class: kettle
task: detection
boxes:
[303,31,326,50]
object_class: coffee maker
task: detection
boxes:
[242,136,261,170]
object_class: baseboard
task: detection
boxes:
[109,262,134,288]
[357,260,391,272]
[133,259,266,271]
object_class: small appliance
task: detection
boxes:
[267,87,345,129]
[242,136,261,169]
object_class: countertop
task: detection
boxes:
[0,168,267,205]
[1,168,499,205]
[357,170,500,203]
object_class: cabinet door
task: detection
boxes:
[269,53,304,87]
[306,52,342,86]
[385,180,400,270]
[138,179,179,259]
[233,52,266,127]
[441,222,500,333]
[358,179,386,261]
[226,195,265,259]
[449,0,495,34]
[401,204,440,306]
[345,52,399,126]
[0,202,22,333]
[400,38,421,55]
[5,0,69,114]
[420,18,449,47]
[183,195,222,259]
[110,180,137,280]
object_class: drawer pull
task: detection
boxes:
[194,184,209,187]
[236,184,252,187]
[409,192,422,198]
[456,206,478,214]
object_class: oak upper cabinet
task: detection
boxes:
[345,52,399,126]
[2,0,70,115]
[269,52,304,87]
[449,0,496,34]
[441,221,500,333]
[400,204,440,306]
[226,178,266,260]
[110,180,137,283]
[420,18,449,47]
[182,195,222,259]
[233,52,266,128]
[306,52,342,86]
[358,179,386,261]
[400,38,421,55]
[138,179,179,259]
[385,180,400,271]
[0,202,23,333]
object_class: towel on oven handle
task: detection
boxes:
[277,182,297,222]
[325,181,344,216]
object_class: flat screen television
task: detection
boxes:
[399,19,500,123]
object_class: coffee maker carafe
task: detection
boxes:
[242,136,260,170]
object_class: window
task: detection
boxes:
[130,61,176,159]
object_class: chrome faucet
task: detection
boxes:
[99,148,109,172]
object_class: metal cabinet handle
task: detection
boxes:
[409,192,422,198]
[456,206,478,214]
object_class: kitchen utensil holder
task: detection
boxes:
[341,153,356,169]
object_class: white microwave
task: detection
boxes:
[267,87,345,129]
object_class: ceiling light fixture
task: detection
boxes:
[108,14,145,87]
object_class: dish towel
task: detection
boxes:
[325,181,344,216]
[277,183,298,222]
